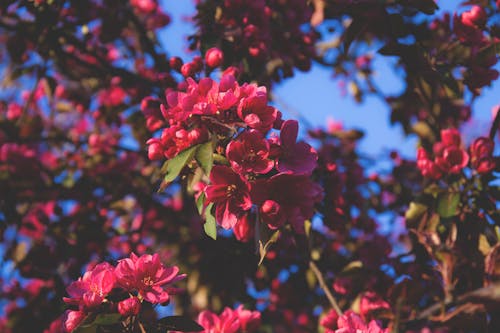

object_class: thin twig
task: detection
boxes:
[309,260,343,316]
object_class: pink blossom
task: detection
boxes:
[114,253,185,304]
[226,130,274,175]
[470,137,495,174]
[237,85,277,133]
[63,262,116,311]
[205,166,252,229]
[276,120,318,175]
[252,173,323,233]
[234,305,261,332]
[336,311,388,333]
[197,308,239,333]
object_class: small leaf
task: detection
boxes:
[162,145,198,184]
[405,202,428,221]
[156,315,204,332]
[203,203,217,240]
[92,313,122,326]
[196,192,206,215]
[195,140,214,176]
[437,192,460,218]
[257,226,280,266]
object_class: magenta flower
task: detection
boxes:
[234,305,261,332]
[114,253,185,304]
[237,86,277,133]
[252,173,323,232]
[197,308,240,333]
[276,120,317,175]
[336,311,388,333]
[63,262,116,311]
[226,130,274,175]
[205,166,252,229]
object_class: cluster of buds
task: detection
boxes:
[195,305,261,333]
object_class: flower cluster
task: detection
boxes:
[453,5,499,90]
[191,0,316,83]
[417,128,470,179]
[417,128,496,179]
[321,310,388,333]
[196,305,261,333]
[62,253,185,332]
[145,74,322,235]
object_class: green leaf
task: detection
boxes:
[162,145,198,184]
[196,192,206,215]
[203,203,217,240]
[257,224,280,266]
[405,202,428,221]
[74,313,122,333]
[195,140,214,176]
[155,315,204,332]
[437,192,460,218]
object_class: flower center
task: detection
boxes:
[226,184,237,196]
[142,276,154,286]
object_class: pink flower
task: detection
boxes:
[470,137,495,174]
[440,128,461,148]
[237,86,277,133]
[276,120,317,175]
[63,262,116,311]
[435,146,469,174]
[63,310,86,332]
[233,214,254,242]
[205,166,252,229]
[205,48,224,68]
[226,130,274,175]
[461,5,486,28]
[336,311,388,333]
[252,173,323,233]
[320,309,339,333]
[359,292,391,320]
[131,0,157,13]
[118,297,141,316]
[197,308,239,333]
[114,253,185,304]
[234,305,260,332]
[260,200,286,230]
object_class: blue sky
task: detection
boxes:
[159,0,500,159]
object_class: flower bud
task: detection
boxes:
[118,297,141,317]
[205,48,224,68]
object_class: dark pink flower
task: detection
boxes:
[470,137,495,174]
[237,86,277,133]
[252,173,323,233]
[234,305,261,332]
[435,146,469,174]
[205,166,252,229]
[197,308,239,333]
[118,297,141,316]
[359,292,391,320]
[226,130,274,175]
[320,309,339,333]
[63,310,86,332]
[63,262,116,311]
[114,253,185,304]
[417,148,443,180]
[131,0,157,13]
[233,214,254,242]
[440,128,461,148]
[461,5,486,28]
[276,120,317,175]
[336,311,388,333]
